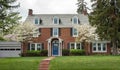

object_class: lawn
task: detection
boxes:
[0,57,46,70]
[50,56,120,70]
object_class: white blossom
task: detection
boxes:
[75,24,98,42]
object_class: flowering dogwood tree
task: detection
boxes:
[75,24,98,42]
[4,22,39,41]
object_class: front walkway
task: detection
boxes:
[39,57,55,70]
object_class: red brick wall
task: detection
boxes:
[22,28,111,55]
[23,28,75,53]
[59,28,75,49]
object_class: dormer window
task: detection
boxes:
[34,18,42,25]
[53,17,59,24]
[72,16,78,24]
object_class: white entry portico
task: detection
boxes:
[47,37,63,56]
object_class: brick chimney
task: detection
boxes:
[83,9,88,15]
[28,9,33,16]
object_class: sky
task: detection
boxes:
[17,0,91,21]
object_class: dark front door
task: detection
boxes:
[52,43,59,55]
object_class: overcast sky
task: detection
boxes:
[17,0,91,21]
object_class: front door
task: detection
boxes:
[52,43,59,56]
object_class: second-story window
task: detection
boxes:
[72,16,78,24]
[72,28,78,37]
[53,17,59,24]
[53,28,59,37]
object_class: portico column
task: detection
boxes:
[59,40,62,56]
[48,40,51,56]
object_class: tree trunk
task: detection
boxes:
[112,41,118,55]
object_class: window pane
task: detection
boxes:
[98,43,101,51]
[53,28,59,36]
[76,43,81,49]
[31,44,35,50]
[37,44,41,50]
[73,28,78,36]
[93,43,96,51]
[73,17,78,24]
[71,43,75,49]
[103,43,106,51]
[35,18,38,24]
[54,17,58,24]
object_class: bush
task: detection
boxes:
[40,50,48,56]
[21,50,48,57]
[26,50,41,56]
[62,49,70,56]
[70,49,85,56]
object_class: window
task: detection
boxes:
[30,43,42,51]
[53,28,59,37]
[72,28,78,37]
[92,42,107,52]
[34,18,41,25]
[70,42,82,50]
[71,43,75,49]
[31,44,35,50]
[33,29,40,37]
[37,44,42,50]
[72,16,78,24]
[53,17,59,24]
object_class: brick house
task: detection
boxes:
[22,9,111,56]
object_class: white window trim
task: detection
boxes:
[92,42,107,52]
[53,28,59,37]
[53,16,59,24]
[33,29,40,37]
[30,43,42,51]
[70,42,82,50]
[72,16,78,24]
[72,28,78,37]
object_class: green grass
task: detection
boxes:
[0,57,46,70]
[50,56,120,70]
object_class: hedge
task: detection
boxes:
[21,50,48,57]
[70,49,85,55]
[62,49,70,56]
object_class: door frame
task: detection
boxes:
[52,39,59,56]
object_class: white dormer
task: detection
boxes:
[34,17,41,25]
[72,16,78,24]
[53,16,59,24]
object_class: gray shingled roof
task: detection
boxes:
[24,14,89,28]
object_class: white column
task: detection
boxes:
[48,40,51,56]
[59,40,62,56]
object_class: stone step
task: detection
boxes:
[40,64,49,68]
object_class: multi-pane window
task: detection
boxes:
[92,43,107,52]
[72,16,78,24]
[53,28,59,37]
[72,28,78,37]
[30,43,42,51]
[31,44,35,50]
[53,17,59,24]
[70,42,82,50]
[34,18,41,25]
